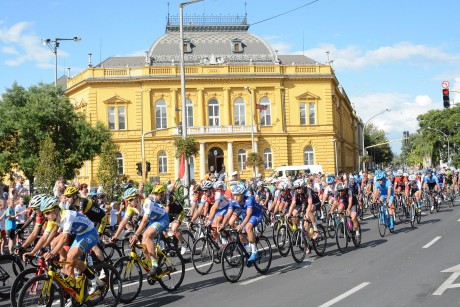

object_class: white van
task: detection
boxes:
[265,165,323,184]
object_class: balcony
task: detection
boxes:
[173,125,256,135]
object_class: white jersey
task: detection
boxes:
[214,190,231,210]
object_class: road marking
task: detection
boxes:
[457,218,460,222]
[318,282,370,307]
[423,236,441,248]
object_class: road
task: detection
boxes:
[3,199,460,307]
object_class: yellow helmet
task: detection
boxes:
[64,186,79,196]
[152,185,166,194]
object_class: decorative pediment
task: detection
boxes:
[73,98,87,110]
[296,91,320,101]
[103,95,131,105]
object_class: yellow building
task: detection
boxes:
[65,16,360,185]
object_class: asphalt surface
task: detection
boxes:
[3,198,460,307]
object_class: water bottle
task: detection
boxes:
[159,240,166,251]
[87,254,94,267]
[346,220,353,230]
[308,226,314,238]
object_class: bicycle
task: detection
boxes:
[335,212,361,253]
[377,202,394,237]
[275,214,298,257]
[290,212,327,263]
[395,193,409,223]
[221,229,272,283]
[430,191,442,214]
[408,196,422,228]
[325,207,340,239]
[0,253,25,299]
[113,240,185,303]
[17,256,122,307]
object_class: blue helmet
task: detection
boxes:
[376,172,386,181]
[326,176,335,185]
[232,184,246,195]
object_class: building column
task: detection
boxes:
[200,142,206,179]
[254,141,259,175]
[197,88,205,126]
[223,87,230,126]
[170,88,178,127]
[227,141,234,175]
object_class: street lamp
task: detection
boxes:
[180,0,203,203]
[41,37,81,86]
[332,139,338,175]
[428,126,450,164]
[141,127,176,182]
[361,108,391,171]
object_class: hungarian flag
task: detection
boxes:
[256,104,268,110]
[178,153,185,179]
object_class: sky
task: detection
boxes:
[1,0,460,155]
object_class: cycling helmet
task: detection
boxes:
[336,182,346,191]
[293,179,305,189]
[97,192,106,199]
[376,172,386,181]
[201,181,213,191]
[232,184,246,195]
[40,196,60,213]
[213,181,226,190]
[123,187,140,199]
[403,172,408,177]
[152,185,165,194]
[396,170,403,176]
[88,191,98,198]
[408,174,416,181]
[64,186,79,197]
[278,181,289,191]
[256,181,264,188]
[326,176,335,185]
[30,194,47,210]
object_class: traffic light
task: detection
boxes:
[145,161,151,175]
[403,131,409,146]
[443,89,450,108]
[178,122,182,135]
[136,162,142,176]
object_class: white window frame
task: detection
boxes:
[158,151,168,174]
[304,146,314,165]
[259,96,271,126]
[118,106,126,130]
[299,103,307,125]
[237,149,247,170]
[234,97,246,126]
[264,148,273,169]
[108,107,115,130]
[186,98,194,127]
[309,102,316,125]
[208,99,220,126]
[155,99,167,129]
[116,152,124,175]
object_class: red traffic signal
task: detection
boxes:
[443,89,450,108]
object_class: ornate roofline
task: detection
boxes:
[166,15,249,32]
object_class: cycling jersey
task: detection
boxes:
[394,176,408,188]
[375,179,394,196]
[143,198,167,222]
[306,186,321,205]
[44,221,58,235]
[424,175,438,189]
[214,190,231,210]
[78,198,107,234]
[348,181,361,196]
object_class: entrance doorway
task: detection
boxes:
[208,147,224,175]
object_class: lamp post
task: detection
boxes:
[180,0,203,202]
[244,87,255,151]
[428,126,450,164]
[41,37,81,86]
[141,127,176,182]
[361,108,391,171]
[332,139,338,175]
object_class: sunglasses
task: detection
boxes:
[44,210,54,216]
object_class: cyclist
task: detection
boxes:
[348,175,361,218]
[423,170,439,211]
[373,171,395,231]
[305,177,322,239]
[336,182,360,238]
[255,181,272,209]
[190,180,214,223]
[129,185,169,277]
[444,171,454,197]
[15,194,48,252]
[206,181,231,245]
[110,188,143,242]
[322,175,337,214]
[272,180,292,215]
[41,196,104,295]
[228,184,263,262]
[407,174,422,221]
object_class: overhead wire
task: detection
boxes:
[250,0,321,26]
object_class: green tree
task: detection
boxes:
[35,135,63,193]
[0,82,111,192]
[96,140,119,200]
[174,137,199,159]
[246,152,264,177]
[364,123,393,167]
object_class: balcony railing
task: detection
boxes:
[172,125,256,135]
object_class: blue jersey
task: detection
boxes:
[229,196,262,216]
[375,179,394,196]
[143,198,167,222]
[424,175,438,185]
[59,210,95,236]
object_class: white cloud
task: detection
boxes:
[0,21,55,67]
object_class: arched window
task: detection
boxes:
[263,148,273,169]
[158,151,168,173]
[186,98,194,127]
[155,99,167,129]
[233,97,245,126]
[208,99,220,126]
[116,152,124,175]
[237,149,247,170]
[259,96,271,126]
[304,146,314,165]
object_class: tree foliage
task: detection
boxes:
[0,82,112,190]
[35,135,63,193]
[174,137,199,159]
[364,123,393,166]
[96,140,119,200]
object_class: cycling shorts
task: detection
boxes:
[70,228,98,254]
[380,195,394,204]
[244,212,263,230]
[147,214,170,233]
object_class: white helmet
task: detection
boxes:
[293,179,305,189]
[213,181,226,190]
[408,174,416,181]
[201,181,213,191]
[397,169,403,176]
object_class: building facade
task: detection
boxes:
[65,16,360,185]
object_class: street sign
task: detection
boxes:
[433,264,460,295]
[442,81,450,89]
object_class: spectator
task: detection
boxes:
[53,176,67,197]
[108,202,121,232]
[15,176,26,196]
[0,200,6,254]
[79,183,89,198]
[0,199,16,254]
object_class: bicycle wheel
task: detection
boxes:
[326,214,336,239]
[191,237,214,275]
[254,235,272,273]
[351,223,362,247]
[397,203,407,223]
[313,224,327,257]
[90,262,122,306]
[378,211,387,237]
[436,198,441,212]
[178,229,194,263]
[256,219,265,235]
[272,220,281,245]
[158,250,185,292]
[113,256,143,304]
[102,242,123,264]
[11,267,38,307]
[410,204,416,228]
[221,242,244,283]
[335,222,348,254]
[370,202,378,218]
[416,205,422,224]
[276,225,291,257]
[17,274,64,307]
[0,254,24,299]
[291,229,306,263]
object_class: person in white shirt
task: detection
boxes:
[15,196,28,223]
[0,200,6,254]
[108,202,120,232]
